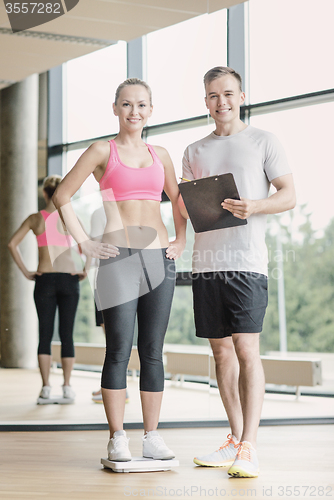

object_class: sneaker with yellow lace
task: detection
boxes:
[193,434,239,467]
[228,441,259,478]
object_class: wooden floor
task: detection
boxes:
[0,425,333,499]
[1,368,334,499]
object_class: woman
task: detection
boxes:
[53,78,186,461]
[8,175,87,402]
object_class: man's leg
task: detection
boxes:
[209,337,243,441]
[232,332,265,447]
[193,272,243,467]
[193,336,242,467]
[227,332,264,478]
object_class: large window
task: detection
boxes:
[249,0,334,103]
[147,122,213,180]
[64,149,105,343]
[250,102,334,355]
[52,2,334,417]
[148,122,215,272]
[65,42,127,143]
[250,102,334,234]
[146,10,227,125]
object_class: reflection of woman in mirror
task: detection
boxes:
[8,175,87,403]
[53,78,186,462]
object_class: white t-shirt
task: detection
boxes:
[182,125,291,276]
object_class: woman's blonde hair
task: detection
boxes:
[42,175,62,199]
[114,78,152,106]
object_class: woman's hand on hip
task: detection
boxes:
[80,240,119,259]
[73,271,88,281]
[165,239,186,260]
[25,271,42,281]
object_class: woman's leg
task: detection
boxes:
[57,274,79,387]
[101,299,138,436]
[38,354,52,387]
[137,253,176,432]
[97,250,142,436]
[61,357,75,386]
[139,391,164,432]
[101,387,129,436]
[34,275,57,388]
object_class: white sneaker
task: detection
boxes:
[63,385,75,399]
[108,430,132,462]
[142,431,175,460]
[194,434,239,467]
[228,441,260,478]
[39,386,51,399]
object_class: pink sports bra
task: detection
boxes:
[99,140,165,202]
[36,210,72,248]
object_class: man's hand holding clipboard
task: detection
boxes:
[221,197,256,220]
[178,173,247,234]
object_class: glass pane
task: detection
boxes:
[149,123,215,271]
[64,149,104,344]
[160,201,195,273]
[148,123,214,180]
[161,286,211,422]
[249,0,334,103]
[65,42,127,143]
[165,286,205,347]
[146,10,227,125]
[251,103,334,357]
[250,102,333,233]
[65,149,102,216]
[73,281,105,344]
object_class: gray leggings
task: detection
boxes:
[97,248,175,392]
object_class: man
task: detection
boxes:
[178,66,295,478]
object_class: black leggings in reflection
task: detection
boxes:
[34,273,80,358]
[97,248,176,392]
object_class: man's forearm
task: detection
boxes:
[253,185,296,215]
[222,174,296,219]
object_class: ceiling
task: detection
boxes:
[0,0,245,90]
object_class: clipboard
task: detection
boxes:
[179,173,247,233]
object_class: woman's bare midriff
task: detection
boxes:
[102,200,169,249]
[37,246,79,274]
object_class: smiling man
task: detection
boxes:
[178,67,296,478]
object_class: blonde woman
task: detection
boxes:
[8,175,87,402]
[53,78,186,461]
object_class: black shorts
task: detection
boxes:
[192,271,268,338]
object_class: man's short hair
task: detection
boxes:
[204,67,243,93]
